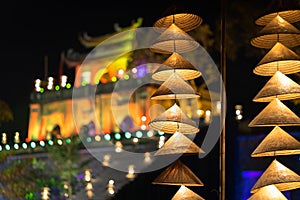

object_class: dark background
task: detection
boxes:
[0,0,273,136]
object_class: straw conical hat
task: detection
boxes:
[253,71,300,102]
[256,11,300,26]
[152,52,201,81]
[248,98,300,127]
[151,72,200,100]
[248,185,287,200]
[251,159,300,193]
[251,15,300,49]
[151,24,199,54]
[155,132,204,156]
[153,1,202,32]
[154,14,202,32]
[149,103,199,134]
[152,160,204,186]
[172,185,205,200]
[251,126,300,157]
[253,42,300,76]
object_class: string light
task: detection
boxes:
[2,133,7,144]
[60,75,67,87]
[235,105,243,121]
[14,132,20,143]
[41,187,50,200]
[126,165,136,179]
[107,179,115,195]
[47,77,54,90]
[102,154,111,167]
[115,141,123,153]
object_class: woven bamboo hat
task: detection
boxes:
[171,185,205,200]
[151,72,200,100]
[154,132,204,156]
[255,0,300,26]
[152,52,201,81]
[153,0,202,32]
[256,11,300,26]
[248,185,287,200]
[151,24,199,54]
[253,42,300,76]
[248,98,300,127]
[251,159,300,193]
[149,103,199,134]
[253,71,300,102]
[152,159,204,186]
[251,126,300,157]
[251,15,300,49]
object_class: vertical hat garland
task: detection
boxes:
[248,5,300,199]
[148,2,206,199]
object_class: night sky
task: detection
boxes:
[0,0,174,135]
[0,0,280,137]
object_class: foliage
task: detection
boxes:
[0,150,66,199]
[0,99,13,126]
[0,135,90,199]
[46,135,90,199]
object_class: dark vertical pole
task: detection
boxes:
[58,52,64,78]
[44,55,48,80]
[220,0,226,199]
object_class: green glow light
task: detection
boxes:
[147,131,154,137]
[5,144,9,151]
[82,81,87,86]
[40,88,45,93]
[66,83,71,89]
[22,143,28,149]
[135,131,143,138]
[114,133,121,140]
[55,85,60,91]
[157,131,164,136]
[14,144,19,149]
[66,138,71,143]
[111,76,117,82]
[104,134,111,141]
[57,139,63,145]
[95,135,101,142]
[48,140,54,146]
[124,74,130,80]
[30,142,36,149]
[86,137,92,143]
[125,132,132,139]
[39,141,46,147]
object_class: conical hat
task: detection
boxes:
[149,103,199,134]
[248,98,300,127]
[172,185,205,200]
[152,160,204,186]
[248,185,287,200]
[151,72,200,100]
[154,14,202,32]
[154,132,204,156]
[251,159,300,193]
[153,1,202,32]
[251,15,300,49]
[256,11,300,26]
[151,24,199,54]
[253,71,300,102]
[152,52,201,81]
[251,126,300,157]
[254,42,300,76]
